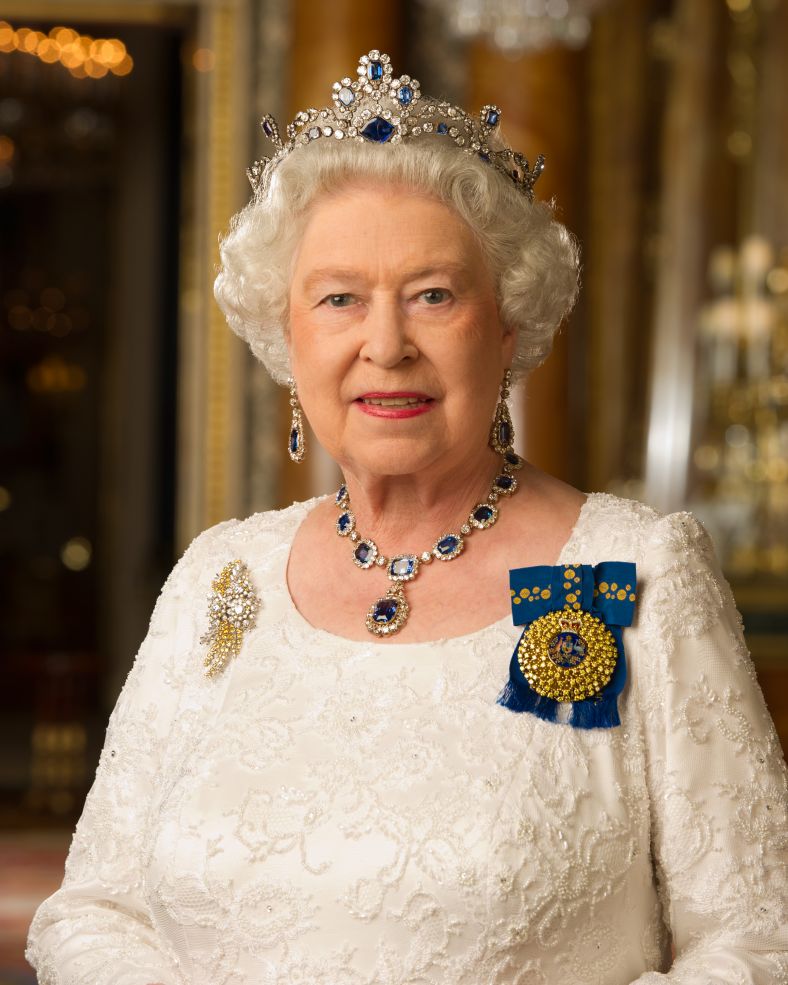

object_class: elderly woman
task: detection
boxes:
[27,50,787,985]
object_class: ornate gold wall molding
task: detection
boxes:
[585,3,651,493]
[177,0,252,543]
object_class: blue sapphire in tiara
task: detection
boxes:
[367,60,383,81]
[437,122,448,135]
[397,85,413,106]
[361,117,395,143]
[388,555,418,581]
[433,533,464,561]
[262,119,275,139]
[485,108,499,127]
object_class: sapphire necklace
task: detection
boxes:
[334,452,523,637]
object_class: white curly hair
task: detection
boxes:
[214,133,580,385]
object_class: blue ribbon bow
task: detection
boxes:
[496,562,637,729]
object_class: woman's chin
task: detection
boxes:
[339,434,448,478]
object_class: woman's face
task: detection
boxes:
[287,180,515,479]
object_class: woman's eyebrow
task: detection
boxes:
[301,262,470,293]
[300,268,367,293]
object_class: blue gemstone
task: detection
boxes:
[372,597,398,623]
[473,505,494,524]
[505,451,520,467]
[498,420,511,447]
[397,85,413,106]
[355,542,371,564]
[436,535,459,555]
[361,117,395,143]
[262,119,274,139]
[486,109,499,127]
[495,474,513,491]
[289,428,299,454]
[367,60,383,81]
[478,152,490,163]
[336,484,347,504]
[437,122,448,135]
[389,556,416,578]
[338,512,352,533]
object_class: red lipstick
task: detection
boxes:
[354,391,434,420]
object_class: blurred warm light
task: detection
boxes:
[192,47,215,72]
[693,444,720,472]
[60,536,92,572]
[8,304,31,330]
[727,129,752,158]
[114,54,133,76]
[0,20,133,79]
[0,135,14,162]
[0,22,14,51]
[766,268,788,294]
[0,486,11,512]
[26,354,87,394]
[40,287,65,310]
[85,58,109,79]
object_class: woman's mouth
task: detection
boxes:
[355,392,434,418]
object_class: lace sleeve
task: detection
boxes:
[25,529,214,985]
[630,512,788,984]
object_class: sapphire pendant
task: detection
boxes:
[366,583,409,636]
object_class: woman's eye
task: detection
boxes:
[420,288,451,305]
[324,293,355,308]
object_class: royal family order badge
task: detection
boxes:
[497,562,637,728]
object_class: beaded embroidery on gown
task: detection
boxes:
[26,493,788,985]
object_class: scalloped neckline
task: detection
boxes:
[280,491,601,649]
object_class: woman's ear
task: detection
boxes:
[500,318,516,366]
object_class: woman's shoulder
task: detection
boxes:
[578,491,716,569]
[184,497,318,558]
[162,497,321,601]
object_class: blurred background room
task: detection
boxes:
[0,0,787,980]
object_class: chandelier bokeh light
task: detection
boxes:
[423,0,611,52]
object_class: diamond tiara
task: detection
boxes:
[247,49,545,202]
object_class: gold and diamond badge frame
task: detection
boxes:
[517,608,619,704]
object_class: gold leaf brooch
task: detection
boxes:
[200,560,260,677]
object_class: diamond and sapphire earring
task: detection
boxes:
[287,378,305,463]
[489,369,515,455]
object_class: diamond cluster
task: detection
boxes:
[200,560,260,678]
[247,49,544,202]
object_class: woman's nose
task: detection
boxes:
[358,299,418,368]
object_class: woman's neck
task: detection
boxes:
[337,446,504,550]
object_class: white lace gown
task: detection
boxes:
[26,493,788,985]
